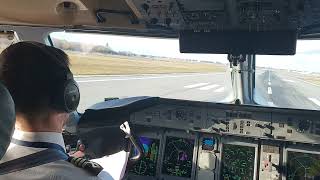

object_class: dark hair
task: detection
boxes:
[0,41,70,120]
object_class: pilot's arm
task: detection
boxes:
[70,121,132,180]
[69,151,129,180]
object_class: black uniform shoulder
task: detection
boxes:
[67,157,103,176]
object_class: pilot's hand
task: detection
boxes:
[78,124,129,159]
[68,144,84,157]
[69,150,85,158]
[68,142,129,180]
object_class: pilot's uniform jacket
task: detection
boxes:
[0,130,128,180]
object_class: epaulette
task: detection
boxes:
[67,156,103,176]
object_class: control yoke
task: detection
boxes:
[120,121,144,162]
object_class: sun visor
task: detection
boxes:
[179,30,297,55]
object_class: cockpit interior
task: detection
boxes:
[2,0,320,179]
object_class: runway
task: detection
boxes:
[255,70,320,110]
[75,71,320,112]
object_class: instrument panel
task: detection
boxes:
[131,98,320,144]
[125,98,320,180]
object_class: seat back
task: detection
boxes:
[0,81,15,159]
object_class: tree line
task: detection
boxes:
[51,38,138,57]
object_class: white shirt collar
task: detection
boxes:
[10,129,66,151]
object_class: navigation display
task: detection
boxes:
[162,136,194,178]
[221,144,255,180]
[129,137,160,176]
[287,151,320,180]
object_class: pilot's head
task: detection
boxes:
[0,41,80,132]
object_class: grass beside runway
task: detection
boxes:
[301,76,320,86]
[274,70,320,86]
[68,52,226,75]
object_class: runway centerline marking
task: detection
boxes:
[308,98,320,107]
[199,84,219,90]
[184,83,209,89]
[268,87,273,95]
[214,87,225,93]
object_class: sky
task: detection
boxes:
[51,32,320,73]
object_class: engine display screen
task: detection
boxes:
[287,151,320,180]
[129,137,160,176]
[162,136,194,178]
[221,144,255,180]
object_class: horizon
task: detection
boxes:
[51,32,320,73]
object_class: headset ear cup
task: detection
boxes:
[63,79,80,112]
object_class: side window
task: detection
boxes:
[0,31,18,52]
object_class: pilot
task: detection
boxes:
[0,42,127,179]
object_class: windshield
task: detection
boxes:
[255,40,320,110]
[51,32,320,112]
[50,32,232,112]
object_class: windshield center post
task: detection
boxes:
[228,54,256,105]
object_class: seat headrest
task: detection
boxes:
[0,82,15,159]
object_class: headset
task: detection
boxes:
[23,41,80,113]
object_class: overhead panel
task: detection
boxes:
[125,0,183,29]
[126,0,304,31]
[176,0,226,30]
